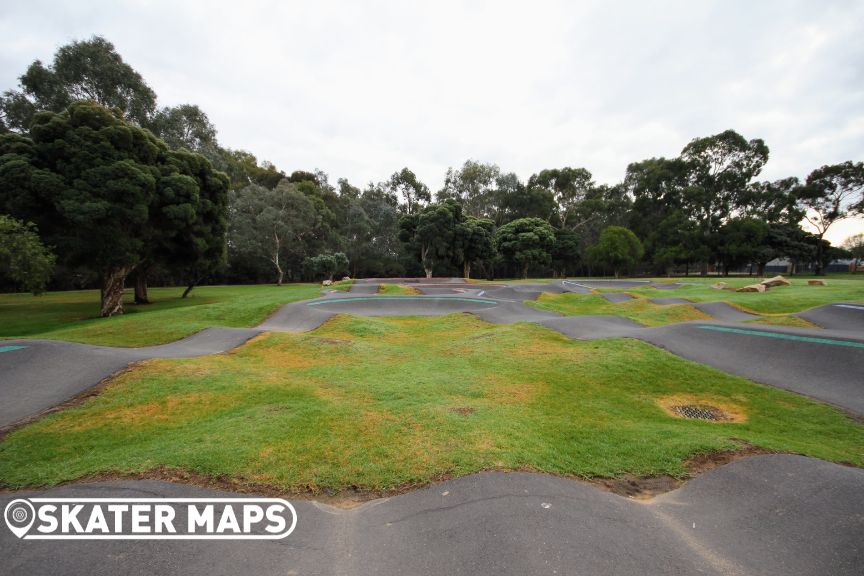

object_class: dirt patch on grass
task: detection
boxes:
[657,394,748,423]
[593,442,777,499]
[450,406,476,415]
[594,474,683,499]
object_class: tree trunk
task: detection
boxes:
[276,266,284,286]
[182,274,203,299]
[521,263,529,280]
[756,262,766,277]
[101,267,130,317]
[700,261,709,277]
[463,261,471,279]
[134,268,150,304]
[424,266,433,279]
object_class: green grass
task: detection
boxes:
[638,276,864,314]
[1,314,860,492]
[0,284,327,347]
[377,283,420,295]
[527,293,712,326]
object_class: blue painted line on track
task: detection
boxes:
[0,345,27,353]
[698,325,864,349]
[307,296,497,306]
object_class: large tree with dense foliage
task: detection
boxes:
[0,100,229,313]
[550,228,580,278]
[495,217,556,279]
[0,215,55,294]
[0,101,167,315]
[0,36,156,132]
[454,217,496,279]
[399,200,462,278]
[680,130,769,274]
[588,226,644,278]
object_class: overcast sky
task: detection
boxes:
[2,0,862,242]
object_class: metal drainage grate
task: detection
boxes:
[671,405,729,421]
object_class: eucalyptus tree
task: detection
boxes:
[797,161,864,274]
[438,160,501,218]
[527,167,594,228]
[0,36,156,132]
[149,104,220,161]
[387,167,431,215]
[680,130,769,274]
[229,180,318,285]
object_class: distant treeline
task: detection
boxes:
[1,37,862,315]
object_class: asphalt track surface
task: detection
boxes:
[0,328,261,428]
[1,455,861,576]
[2,279,863,574]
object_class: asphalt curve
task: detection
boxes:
[0,328,261,428]
[1,455,860,576]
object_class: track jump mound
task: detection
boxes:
[649,282,684,290]
[256,302,336,332]
[601,293,635,303]
[570,279,652,289]
[692,302,758,322]
[472,301,561,324]
[797,303,864,332]
[649,297,692,305]
[131,327,263,358]
[348,282,379,294]
[539,316,645,340]
[304,295,500,317]
[559,280,593,294]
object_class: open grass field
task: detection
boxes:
[0,283,349,347]
[1,314,860,493]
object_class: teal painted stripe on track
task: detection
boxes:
[698,326,864,349]
[0,345,26,353]
[307,296,497,306]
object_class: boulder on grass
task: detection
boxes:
[322,280,333,286]
[736,283,767,293]
[342,276,351,281]
[808,279,827,286]
[760,275,791,288]
[711,282,728,290]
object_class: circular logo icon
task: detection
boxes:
[4,499,35,538]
